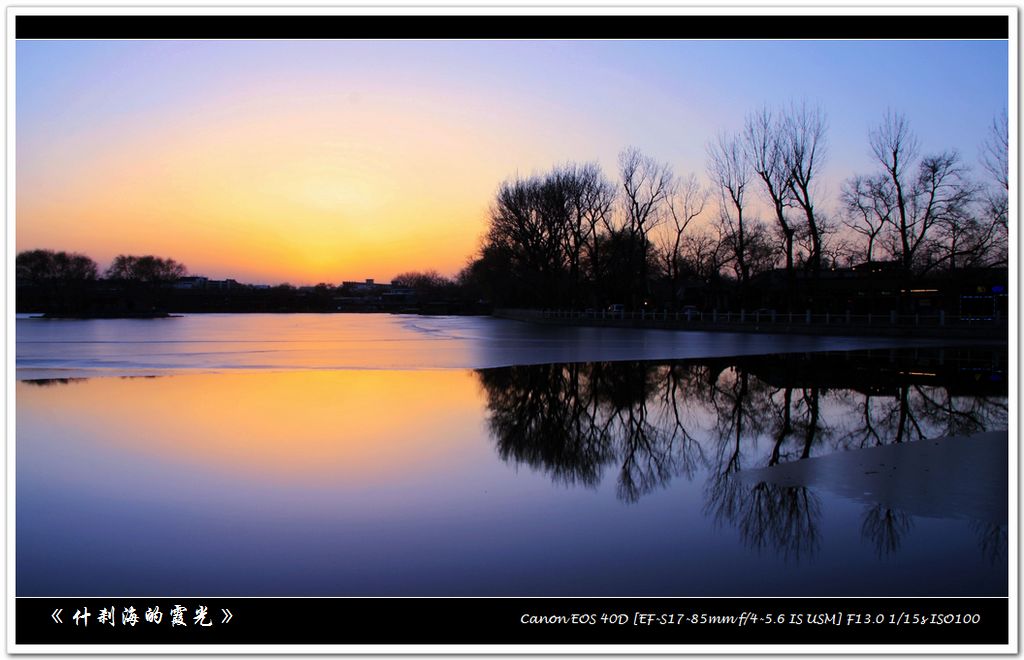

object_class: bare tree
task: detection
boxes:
[486,174,567,301]
[683,226,730,285]
[980,109,1009,192]
[868,111,920,270]
[863,111,985,273]
[661,173,708,306]
[619,147,674,303]
[707,132,753,286]
[910,152,979,272]
[979,110,1009,259]
[934,206,1004,270]
[546,163,617,305]
[570,162,617,299]
[484,163,621,306]
[840,174,893,263]
[745,107,797,275]
[782,102,828,274]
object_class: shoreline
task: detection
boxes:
[494,308,1008,341]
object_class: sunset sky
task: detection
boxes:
[17,39,1007,285]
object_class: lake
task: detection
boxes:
[16,314,1008,596]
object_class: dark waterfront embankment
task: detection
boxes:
[494,308,1008,340]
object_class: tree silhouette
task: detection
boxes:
[782,102,828,274]
[16,249,99,314]
[618,148,674,306]
[106,254,187,282]
[707,132,754,287]
[745,106,797,277]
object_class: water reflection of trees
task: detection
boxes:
[699,366,824,561]
[861,505,914,558]
[971,521,1008,564]
[19,377,90,387]
[19,375,163,387]
[478,361,704,501]
[476,348,1007,561]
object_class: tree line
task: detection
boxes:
[15,249,488,315]
[15,250,191,315]
[15,250,465,295]
[466,105,1008,310]
[16,250,187,286]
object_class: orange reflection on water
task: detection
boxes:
[17,369,485,485]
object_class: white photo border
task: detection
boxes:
[4,4,1017,654]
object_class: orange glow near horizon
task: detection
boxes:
[16,90,499,284]
[17,369,487,484]
[16,45,572,285]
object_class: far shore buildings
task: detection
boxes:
[172,276,240,290]
[336,278,416,309]
[169,275,418,309]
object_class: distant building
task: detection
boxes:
[172,276,240,291]
[340,278,391,294]
[333,278,411,310]
[382,286,416,304]
[173,276,208,289]
[206,279,238,290]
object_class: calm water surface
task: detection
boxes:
[16,312,951,375]
[16,314,1007,596]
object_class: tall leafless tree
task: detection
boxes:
[552,162,617,304]
[571,162,617,298]
[707,132,753,286]
[618,147,674,304]
[486,174,567,301]
[862,111,985,273]
[980,109,1009,192]
[744,107,797,275]
[868,111,919,270]
[660,173,708,306]
[484,162,621,306]
[979,110,1009,261]
[782,102,828,274]
[909,152,978,272]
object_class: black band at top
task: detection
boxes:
[15,14,1010,40]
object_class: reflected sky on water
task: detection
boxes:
[17,330,1006,596]
[16,313,958,376]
